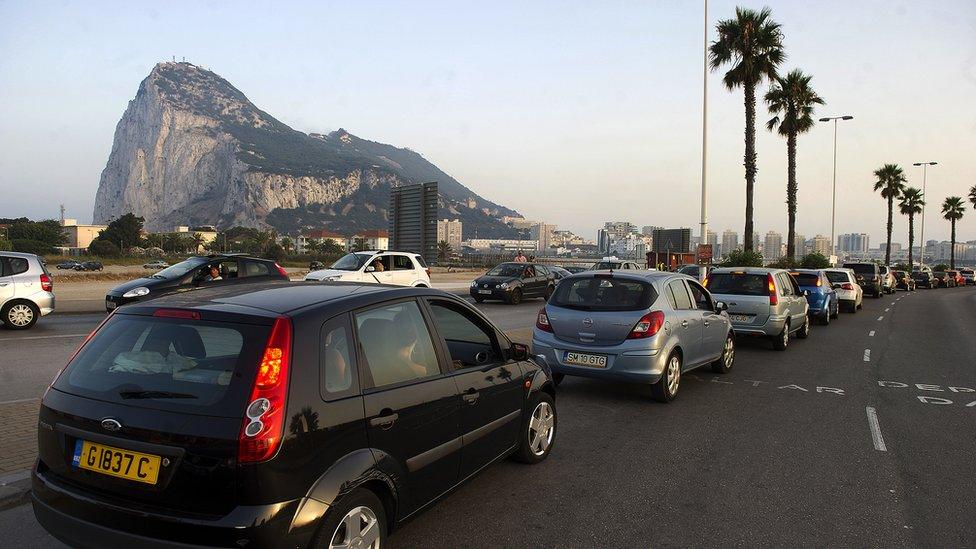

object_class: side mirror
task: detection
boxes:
[803,289,810,297]
[512,343,529,361]
[715,301,728,312]
[365,265,375,272]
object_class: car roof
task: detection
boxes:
[566,269,677,282]
[788,268,822,274]
[0,251,40,259]
[711,267,781,274]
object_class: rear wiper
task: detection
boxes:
[119,390,197,400]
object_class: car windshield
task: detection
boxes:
[845,264,875,274]
[151,257,210,279]
[790,273,820,286]
[550,276,655,311]
[330,253,373,271]
[486,264,525,277]
[707,273,768,296]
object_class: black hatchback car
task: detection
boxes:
[104,254,289,311]
[33,283,556,548]
[470,262,556,304]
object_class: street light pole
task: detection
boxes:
[819,115,854,263]
[699,0,708,278]
[913,161,938,267]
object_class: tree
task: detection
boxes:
[710,6,785,252]
[872,164,908,266]
[437,240,452,263]
[800,252,831,269]
[765,69,824,261]
[933,263,950,272]
[7,219,67,248]
[351,237,368,252]
[720,248,764,267]
[899,187,925,271]
[192,232,206,253]
[280,236,293,254]
[99,213,145,250]
[941,196,965,269]
[0,235,11,251]
[969,185,976,211]
[88,239,120,257]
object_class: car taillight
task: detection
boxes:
[816,278,822,287]
[153,309,201,320]
[239,316,292,464]
[767,274,778,306]
[628,311,665,339]
[841,283,855,290]
[39,273,53,292]
[274,263,288,277]
[702,276,709,287]
[536,307,553,332]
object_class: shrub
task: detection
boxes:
[799,252,831,269]
[12,239,55,256]
[720,249,764,268]
[0,236,12,251]
[88,239,120,257]
[766,257,797,269]
[934,263,949,271]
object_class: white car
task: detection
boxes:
[823,268,863,313]
[305,251,431,287]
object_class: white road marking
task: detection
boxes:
[869,330,876,337]
[877,316,884,321]
[866,406,887,451]
[0,333,87,341]
[885,308,890,312]
[863,349,871,362]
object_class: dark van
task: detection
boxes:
[842,262,883,298]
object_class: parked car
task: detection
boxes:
[879,265,897,294]
[105,254,289,311]
[470,262,556,304]
[562,265,589,274]
[142,260,169,270]
[705,268,810,350]
[947,270,965,287]
[789,269,839,325]
[33,283,556,547]
[305,251,430,287]
[912,270,937,289]
[824,268,863,312]
[892,270,915,291]
[932,271,954,288]
[589,257,644,270]
[550,266,573,280]
[959,268,975,285]
[842,262,883,298]
[677,264,711,279]
[1,251,55,330]
[55,260,82,270]
[533,270,733,402]
[74,261,104,271]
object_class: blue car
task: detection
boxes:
[789,269,839,325]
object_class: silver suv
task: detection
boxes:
[1,252,55,330]
[705,267,809,351]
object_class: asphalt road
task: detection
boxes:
[1,288,974,547]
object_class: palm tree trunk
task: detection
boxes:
[950,219,956,269]
[907,214,914,272]
[743,81,757,253]
[885,195,893,266]
[786,131,797,261]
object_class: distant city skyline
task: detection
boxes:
[1,1,974,245]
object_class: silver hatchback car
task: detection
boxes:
[1,252,55,330]
[705,267,809,351]
[533,270,734,402]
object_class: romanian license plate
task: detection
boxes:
[564,351,607,368]
[478,289,492,294]
[105,300,117,310]
[72,440,161,485]
[730,314,752,323]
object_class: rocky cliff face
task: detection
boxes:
[93,62,519,237]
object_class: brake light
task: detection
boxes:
[628,311,665,339]
[702,276,709,287]
[816,278,822,287]
[239,316,292,463]
[767,274,778,306]
[153,309,201,320]
[40,273,52,292]
[536,307,553,332]
[274,263,288,277]
[841,283,855,290]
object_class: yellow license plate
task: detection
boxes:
[72,440,161,485]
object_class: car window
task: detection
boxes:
[825,271,848,283]
[212,260,239,280]
[523,265,536,277]
[536,265,549,276]
[790,273,819,286]
[0,258,7,276]
[427,300,501,370]
[392,255,414,270]
[687,280,713,310]
[668,280,693,310]
[413,255,428,268]
[369,255,391,272]
[355,301,440,389]
[707,273,767,296]
[8,257,29,275]
[241,260,270,277]
[320,316,358,399]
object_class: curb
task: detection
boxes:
[0,469,31,511]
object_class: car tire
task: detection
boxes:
[552,373,565,386]
[711,334,735,374]
[797,315,810,339]
[508,288,523,305]
[513,392,556,464]
[311,487,387,549]
[651,351,682,402]
[1,301,39,330]
[772,323,789,351]
[821,307,830,325]
[544,285,554,301]
[473,295,485,303]
[830,302,839,319]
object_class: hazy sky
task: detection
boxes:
[1,0,974,246]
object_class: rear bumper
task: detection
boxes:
[532,330,666,384]
[729,314,786,337]
[470,288,514,300]
[32,468,317,549]
[31,291,55,316]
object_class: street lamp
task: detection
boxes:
[912,161,938,267]
[819,115,854,262]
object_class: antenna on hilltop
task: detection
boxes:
[59,204,65,225]
[172,55,176,62]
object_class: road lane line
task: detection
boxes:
[885,308,890,312]
[866,406,887,451]
[869,330,876,337]
[0,333,88,341]
[877,316,884,321]
[863,349,871,362]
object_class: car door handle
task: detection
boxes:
[681,320,689,328]
[462,388,480,405]
[369,411,398,429]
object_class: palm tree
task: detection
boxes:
[437,240,452,263]
[968,185,976,210]
[941,196,965,269]
[765,69,824,261]
[280,236,293,255]
[899,187,925,271]
[710,6,786,252]
[872,164,908,266]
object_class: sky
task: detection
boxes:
[1,0,974,247]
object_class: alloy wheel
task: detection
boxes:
[8,304,34,327]
[723,337,735,370]
[329,506,380,549]
[667,355,681,396]
[527,401,555,456]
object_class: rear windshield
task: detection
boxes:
[591,262,622,270]
[825,271,849,283]
[844,264,875,274]
[790,273,820,286]
[487,264,524,277]
[53,314,270,416]
[707,273,768,296]
[550,276,655,311]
